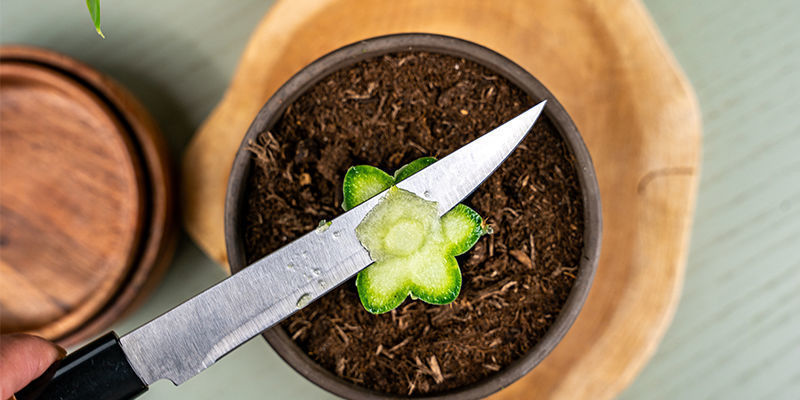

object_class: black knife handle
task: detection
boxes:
[15,331,148,400]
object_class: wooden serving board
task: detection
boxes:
[182,0,701,399]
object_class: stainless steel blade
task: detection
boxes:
[119,100,546,386]
[396,101,546,215]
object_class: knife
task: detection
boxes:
[16,100,546,400]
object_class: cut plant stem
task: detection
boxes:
[343,157,488,313]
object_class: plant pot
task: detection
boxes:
[225,33,601,399]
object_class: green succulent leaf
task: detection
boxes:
[442,204,487,256]
[393,156,437,183]
[342,165,394,211]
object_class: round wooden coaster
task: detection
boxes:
[0,46,177,346]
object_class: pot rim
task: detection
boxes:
[224,33,602,400]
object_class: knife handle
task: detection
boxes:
[15,331,148,400]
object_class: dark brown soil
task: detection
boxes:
[242,52,584,396]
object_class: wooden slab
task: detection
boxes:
[0,46,178,347]
[181,0,701,399]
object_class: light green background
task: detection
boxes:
[1,1,798,399]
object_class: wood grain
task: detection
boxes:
[181,0,700,398]
[619,1,800,398]
[0,47,178,346]
[0,61,144,340]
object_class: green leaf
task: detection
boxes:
[393,157,437,183]
[86,0,104,38]
[441,204,486,255]
[342,165,394,211]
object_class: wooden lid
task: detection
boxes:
[0,46,177,346]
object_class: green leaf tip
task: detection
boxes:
[86,0,104,38]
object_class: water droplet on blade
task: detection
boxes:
[313,268,321,276]
[286,263,294,269]
[333,231,341,238]
[318,280,326,288]
[296,293,312,308]
[423,190,431,198]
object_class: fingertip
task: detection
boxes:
[0,334,62,399]
[16,334,63,363]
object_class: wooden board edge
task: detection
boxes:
[539,0,702,397]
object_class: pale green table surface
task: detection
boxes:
[2,1,798,399]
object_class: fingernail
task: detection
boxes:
[56,344,67,359]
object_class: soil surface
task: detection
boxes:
[242,52,584,396]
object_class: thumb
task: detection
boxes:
[0,334,65,400]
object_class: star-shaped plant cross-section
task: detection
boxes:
[342,157,488,314]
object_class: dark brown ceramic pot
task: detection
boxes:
[225,33,601,400]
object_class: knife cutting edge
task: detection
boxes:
[16,100,546,400]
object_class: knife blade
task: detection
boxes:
[16,100,545,400]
